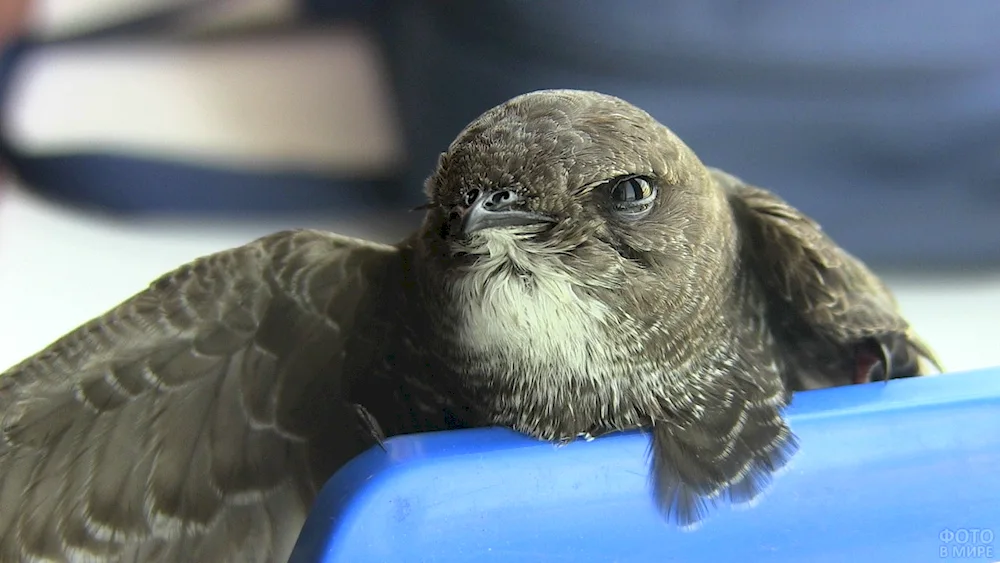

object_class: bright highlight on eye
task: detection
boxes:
[609,176,656,217]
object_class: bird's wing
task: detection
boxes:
[648,307,796,528]
[647,169,938,527]
[715,167,940,384]
[0,229,398,563]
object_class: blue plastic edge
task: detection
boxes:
[290,367,1000,563]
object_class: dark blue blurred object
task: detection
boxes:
[0,149,398,215]
[289,366,1000,563]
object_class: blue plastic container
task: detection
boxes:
[289,367,1000,562]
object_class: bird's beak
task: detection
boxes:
[459,188,555,236]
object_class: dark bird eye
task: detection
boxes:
[609,176,656,218]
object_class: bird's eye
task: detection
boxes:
[608,176,656,218]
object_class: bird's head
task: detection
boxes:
[413,89,751,437]
[418,89,737,317]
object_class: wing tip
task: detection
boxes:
[649,425,799,528]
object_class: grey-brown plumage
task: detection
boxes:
[0,89,937,561]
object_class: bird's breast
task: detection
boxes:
[439,267,669,439]
[451,270,621,376]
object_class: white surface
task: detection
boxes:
[3,29,403,175]
[0,182,998,374]
[27,0,198,38]
[27,0,301,38]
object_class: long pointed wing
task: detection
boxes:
[0,229,398,563]
[648,168,938,526]
[717,167,939,387]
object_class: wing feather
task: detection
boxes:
[648,169,936,525]
[716,168,940,385]
[0,229,398,562]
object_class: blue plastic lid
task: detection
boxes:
[290,367,1000,562]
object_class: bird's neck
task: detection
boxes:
[420,275,717,441]
[413,243,784,445]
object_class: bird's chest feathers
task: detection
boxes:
[450,262,619,378]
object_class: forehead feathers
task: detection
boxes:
[426,90,701,205]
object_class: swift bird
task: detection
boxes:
[0,89,938,562]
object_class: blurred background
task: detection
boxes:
[0,0,997,372]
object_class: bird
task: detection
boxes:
[0,89,938,562]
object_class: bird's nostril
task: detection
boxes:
[463,188,481,208]
[486,190,515,209]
